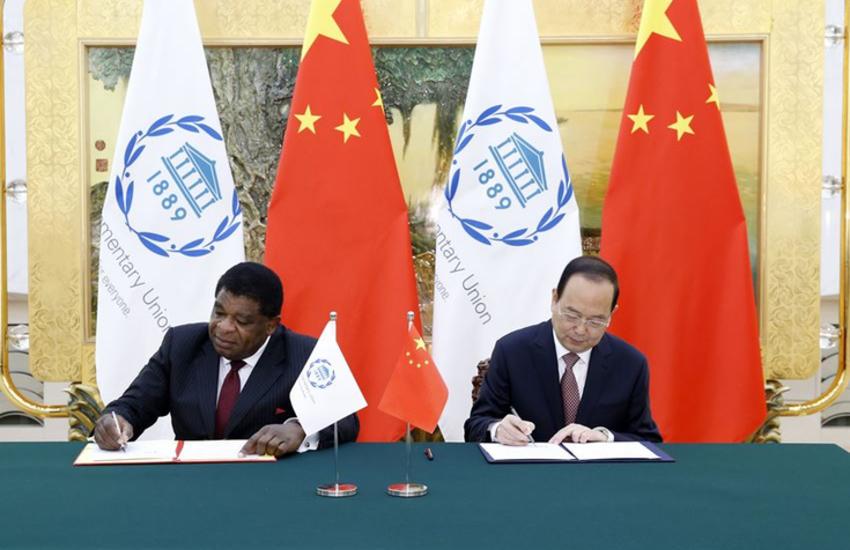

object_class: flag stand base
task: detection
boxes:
[316,483,358,498]
[386,482,428,497]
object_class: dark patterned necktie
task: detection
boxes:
[215,359,246,438]
[561,352,581,425]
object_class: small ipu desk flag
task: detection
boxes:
[290,318,367,437]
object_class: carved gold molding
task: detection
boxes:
[24,0,822,386]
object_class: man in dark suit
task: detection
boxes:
[465,256,661,444]
[93,262,358,456]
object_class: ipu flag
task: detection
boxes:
[432,0,582,441]
[96,0,244,439]
[290,318,367,438]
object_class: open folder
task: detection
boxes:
[74,440,276,466]
[478,441,674,463]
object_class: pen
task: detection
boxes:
[112,411,127,452]
[424,448,434,461]
[510,407,534,445]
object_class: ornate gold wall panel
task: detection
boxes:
[25,0,823,384]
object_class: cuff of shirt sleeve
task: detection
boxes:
[488,421,500,442]
[593,426,614,442]
[284,417,320,453]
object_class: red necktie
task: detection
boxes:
[561,353,581,426]
[215,359,246,438]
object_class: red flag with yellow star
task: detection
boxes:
[378,325,448,434]
[264,0,420,442]
[599,0,765,442]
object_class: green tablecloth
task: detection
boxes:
[0,442,847,549]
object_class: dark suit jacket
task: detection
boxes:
[464,320,661,443]
[105,323,359,448]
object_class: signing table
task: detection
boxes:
[1,442,848,548]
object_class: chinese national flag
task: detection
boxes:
[378,325,448,434]
[264,0,420,441]
[599,0,765,442]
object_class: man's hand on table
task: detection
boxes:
[549,423,608,444]
[240,422,306,457]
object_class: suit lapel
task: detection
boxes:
[577,333,612,423]
[533,321,565,429]
[195,340,220,438]
[225,327,288,437]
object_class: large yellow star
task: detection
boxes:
[634,0,682,58]
[334,113,361,143]
[294,105,321,134]
[414,337,426,350]
[706,83,720,108]
[301,0,349,60]
[667,111,695,141]
[627,104,654,134]
[372,88,384,111]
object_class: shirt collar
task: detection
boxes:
[228,335,271,369]
[552,327,592,365]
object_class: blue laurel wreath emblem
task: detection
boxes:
[306,359,336,390]
[445,104,574,247]
[113,114,242,258]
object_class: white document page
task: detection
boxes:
[562,441,660,461]
[86,440,177,462]
[480,442,576,462]
[177,440,274,462]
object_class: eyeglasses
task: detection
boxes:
[552,304,610,330]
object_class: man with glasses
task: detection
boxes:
[464,256,661,444]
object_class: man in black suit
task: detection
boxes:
[465,256,661,444]
[93,262,358,456]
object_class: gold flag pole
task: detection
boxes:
[0,2,69,417]
[774,4,850,417]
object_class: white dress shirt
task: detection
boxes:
[217,336,318,452]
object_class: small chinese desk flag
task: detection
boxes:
[378,326,448,434]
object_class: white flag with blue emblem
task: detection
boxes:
[96,0,244,439]
[290,318,367,438]
[432,0,582,441]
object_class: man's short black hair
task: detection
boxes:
[555,256,619,310]
[214,262,283,318]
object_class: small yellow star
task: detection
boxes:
[414,337,426,350]
[294,105,321,134]
[405,351,410,357]
[301,0,349,60]
[627,104,654,134]
[408,359,413,365]
[334,113,361,143]
[416,363,422,369]
[706,83,720,108]
[634,0,682,58]
[372,88,384,111]
[667,111,695,141]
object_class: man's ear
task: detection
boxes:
[266,316,281,335]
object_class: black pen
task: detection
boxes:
[424,448,434,461]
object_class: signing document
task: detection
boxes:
[479,443,576,463]
[562,441,661,461]
[480,441,666,463]
[74,440,276,466]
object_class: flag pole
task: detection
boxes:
[316,311,357,498]
[387,312,428,498]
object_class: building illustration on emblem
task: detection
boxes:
[489,133,547,207]
[161,143,222,217]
